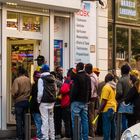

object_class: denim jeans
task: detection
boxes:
[71,102,88,140]
[102,108,116,140]
[32,113,42,138]
[15,100,29,140]
[122,113,128,132]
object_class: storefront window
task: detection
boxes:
[11,43,33,81]
[7,12,19,30]
[54,16,70,69]
[116,27,129,69]
[22,14,41,32]
[131,29,140,70]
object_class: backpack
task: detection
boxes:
[60,80,72,108]
[41,74,56,103]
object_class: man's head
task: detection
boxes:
[121,64,131,75]
[18,66,26,76]
[35,55,45,66]
[76,62,84,72]
[55,66,63,75]
[41,64,50,73]
[93,67,100,77]
[85,63,93,74]
[105,73,114,83]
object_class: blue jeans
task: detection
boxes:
[32,113,42,138]
[71,102,88,140]
[122,114,128,132]
[15,100,29,140]
[102,109,116,140]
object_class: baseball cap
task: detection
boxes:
[93,67,100,73]
[34,55,45,61]
[41,64,50,72]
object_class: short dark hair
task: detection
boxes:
[18,66,26,75]
[67,68,73,77]
[85,63,93,74]
[105,73,114,83]
[55,66,62,72]
[76,62,84,71]
[121,64,131,75]
[50,71,56,78]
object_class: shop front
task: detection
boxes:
[108,0,140,73]
[0,0,81,130]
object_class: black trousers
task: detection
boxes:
[61,106,72,138]
[54,105,62,136]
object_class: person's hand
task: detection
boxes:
[96,109,101,115]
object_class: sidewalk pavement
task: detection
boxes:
[0,137,103,140]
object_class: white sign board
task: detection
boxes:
[119,0,137,19]
[74,2,96,65]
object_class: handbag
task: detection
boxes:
[118,101,134,114]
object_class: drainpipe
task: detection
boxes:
[112,0,116,70]
[0,3,2,130]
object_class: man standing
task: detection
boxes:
[98,73,117,140]
[116,64,131,135]
[85,64,99,138]
[35,55,45,71]
[37,64,57,140]
[11,66,31,140]
[71,62,91,140]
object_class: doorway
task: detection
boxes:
[7,37,40,124]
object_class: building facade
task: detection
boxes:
[0,0,108,130]
[108,0,140,75]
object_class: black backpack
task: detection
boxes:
[41,74,56,103]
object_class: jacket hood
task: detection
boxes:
[106,81,116,89]
[41,73,55,83]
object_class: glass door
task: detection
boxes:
[54,16,70,75]
[7,38,38,124]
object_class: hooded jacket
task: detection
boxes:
[101,81,117,112]
[37,72,57,103]
[71,70,91,103]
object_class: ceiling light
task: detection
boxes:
[6,2,17,6]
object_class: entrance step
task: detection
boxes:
[0,125,36,139]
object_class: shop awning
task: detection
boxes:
[0,0,81,12]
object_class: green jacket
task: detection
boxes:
[116,74,131,103]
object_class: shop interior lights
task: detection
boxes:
[6,2,17,6]
[82,0,104,6]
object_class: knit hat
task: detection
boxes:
[41,64,50,72]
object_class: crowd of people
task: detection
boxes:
[11,55,140,140]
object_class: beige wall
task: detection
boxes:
[96,0,108,81]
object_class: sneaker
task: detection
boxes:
[31,136,38,140]
[55,135,61,139]
[61,137,71,140]
[88,136,94,139]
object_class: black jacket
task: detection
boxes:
[71,70,91,103]
[125,86,140,120]
[41,74,57,103]
[30,82,40,113]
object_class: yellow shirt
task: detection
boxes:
[100,84,117,112]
